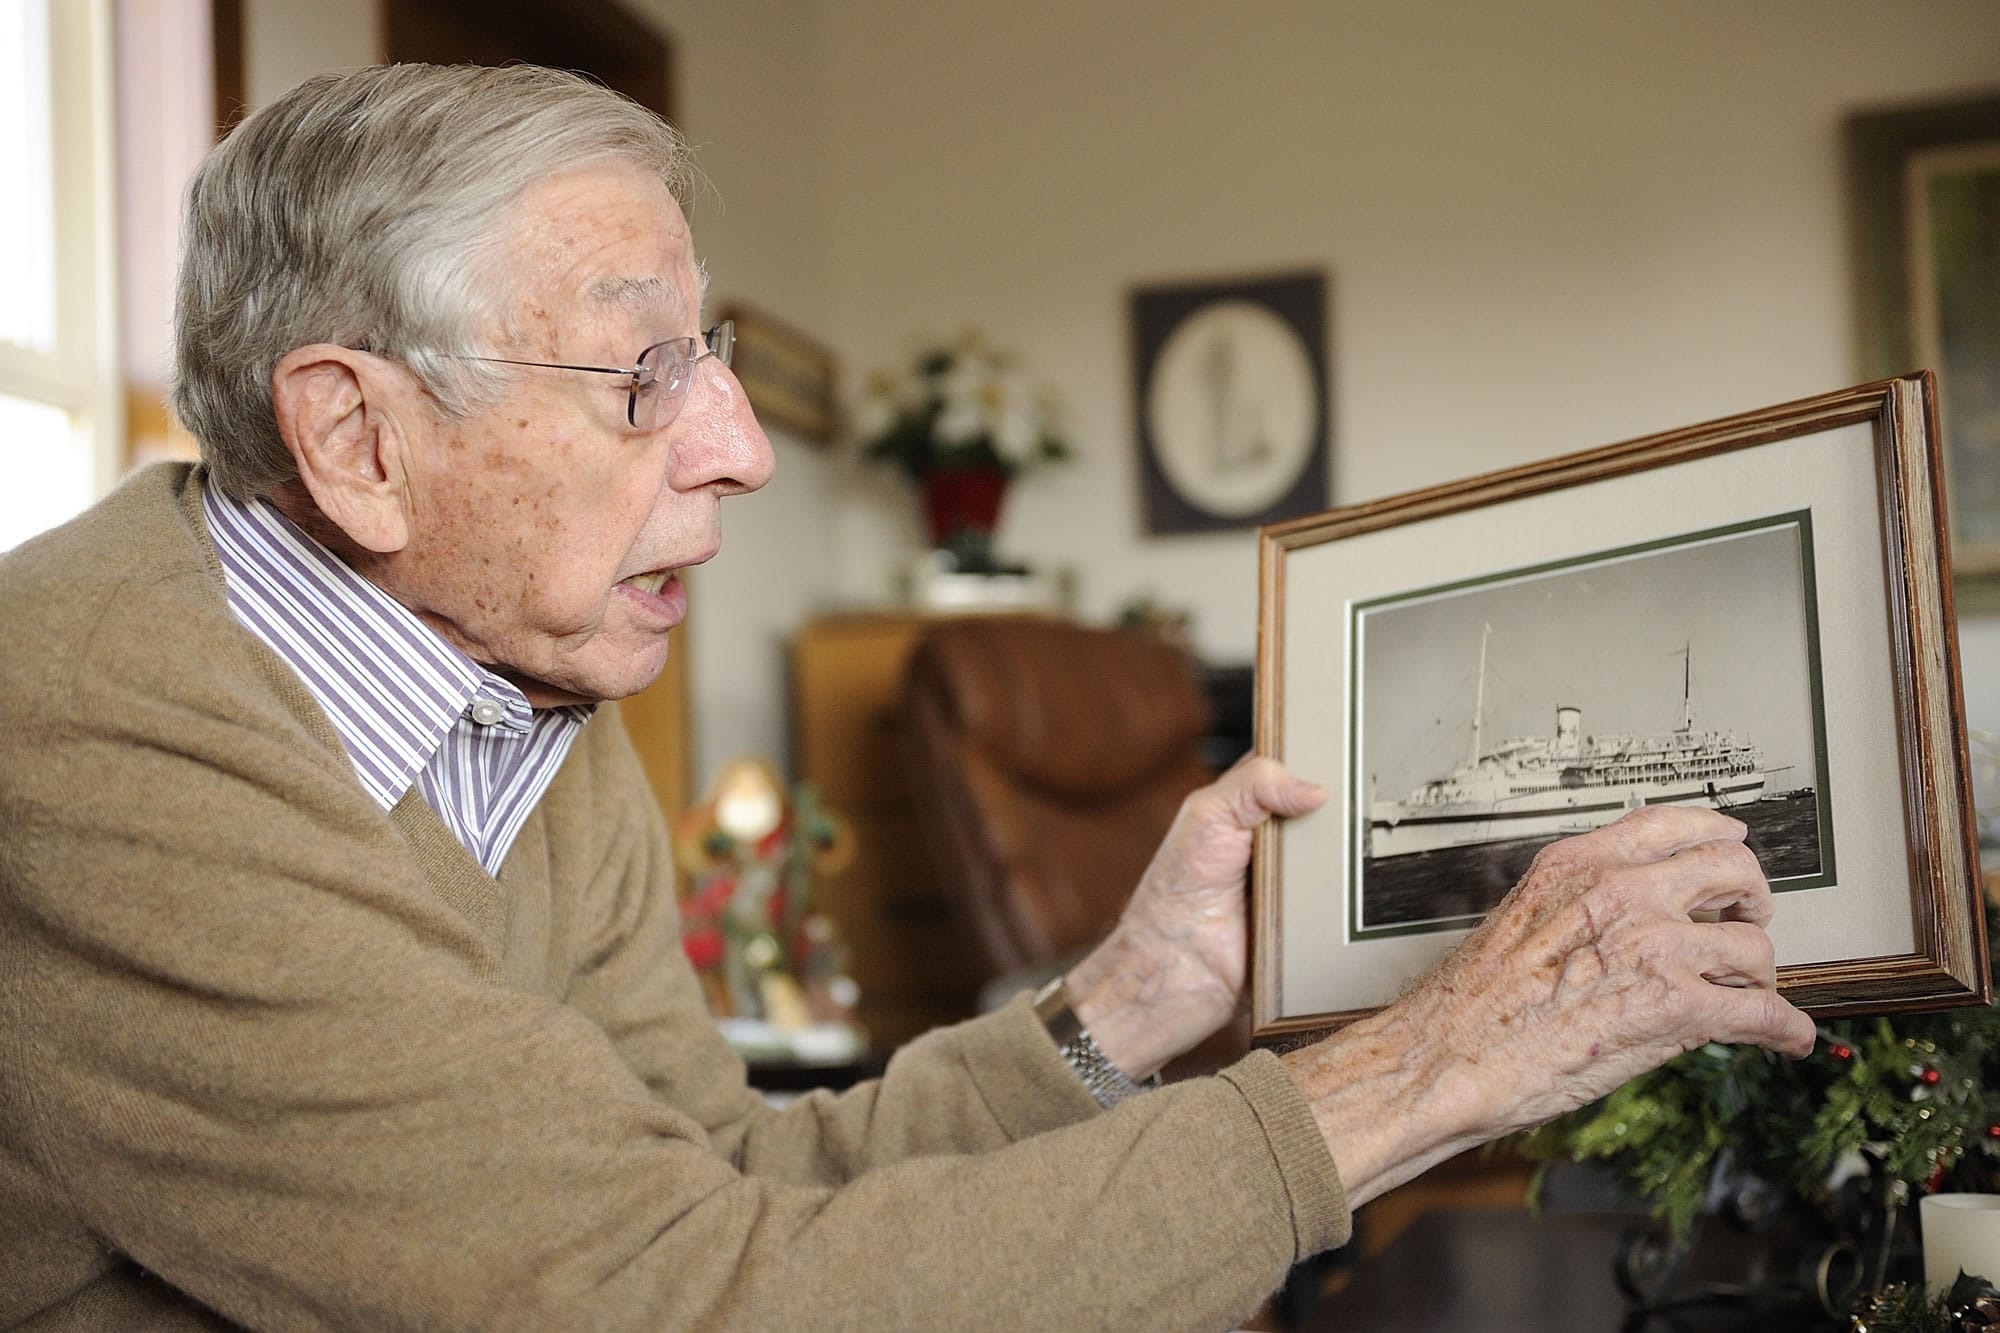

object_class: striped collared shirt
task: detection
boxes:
[202,481,590,874]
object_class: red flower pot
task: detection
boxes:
[920,467,1008,549]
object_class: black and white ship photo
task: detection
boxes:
[1350,512,1832,940]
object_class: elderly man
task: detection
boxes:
[0,64,1812,1330]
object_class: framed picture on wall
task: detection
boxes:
[717,304,839,445]
[1129,270,1330,534]
[1250,375,1987,1048]
[1849,92,2000,611]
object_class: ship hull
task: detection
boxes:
[1367,775,1768,859]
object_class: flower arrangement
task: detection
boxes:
[856,331,1073,482]
[856,333,1073,570]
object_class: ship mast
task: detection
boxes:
[1468,622,1490,768]
[1680,641,1692,733]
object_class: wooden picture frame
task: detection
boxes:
[1848,92,2000,613]
[1129,270,1330,534]
[718,303,839,445]
[1251,375,1988,1049]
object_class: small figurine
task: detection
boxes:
[671,759,860,1054]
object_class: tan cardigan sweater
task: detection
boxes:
[0,465,1348,1331]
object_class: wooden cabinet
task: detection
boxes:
[616,607,693,827]
[791,613,987,1048]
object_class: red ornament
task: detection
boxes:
[681,927,724,971]
[1987,1124,2000,1139]
[1829,1043,1853,1061]
[691,875,736,916]
[1921,1067,1943,1086]
[1928,1165,1948,1192]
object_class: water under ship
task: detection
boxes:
[1366,627,1768,859]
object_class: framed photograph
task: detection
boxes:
[717,303,838,444]
[1129,270,1330,534]
[1849,92,2000,611]
[1251,375,1988,1047]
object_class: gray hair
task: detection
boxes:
[172,63,695,500]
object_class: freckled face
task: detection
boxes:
[378,163,773,706]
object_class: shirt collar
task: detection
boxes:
[201,481,573,810]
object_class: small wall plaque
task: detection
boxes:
[1129,270,1330,534]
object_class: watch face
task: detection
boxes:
[1145,300,1319,519]
[1131,271,1330,534]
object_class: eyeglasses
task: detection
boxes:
[458,321,735,430]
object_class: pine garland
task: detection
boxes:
[1850,1272,2000,1332]
[1850,1281,1951,1333]
[1522,919,2000,1243]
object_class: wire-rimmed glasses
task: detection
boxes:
[457,320,735,429]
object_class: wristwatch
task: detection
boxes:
[1032,976,1157,1107]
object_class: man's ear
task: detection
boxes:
[271,345,415,554]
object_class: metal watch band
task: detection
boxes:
[1032,977,1157,1107]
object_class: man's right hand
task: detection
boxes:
[1280,804,1815,1206]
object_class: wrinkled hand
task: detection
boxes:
[1414,805,1813,1128]
[1065,756,1326,1079]
[1287,804,1816,1204]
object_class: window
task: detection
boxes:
[0,0,117,553]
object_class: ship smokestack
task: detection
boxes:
[1554,706,1582,759]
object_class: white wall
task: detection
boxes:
[814,0,2000,659]
[241,0,376,108]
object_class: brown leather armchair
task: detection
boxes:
[898,617,1217,984]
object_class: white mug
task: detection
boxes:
[1921,1193,2000,1292]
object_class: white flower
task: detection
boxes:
[933,353,994,445]
[986,368,1041,462]
[857,330,1072,477]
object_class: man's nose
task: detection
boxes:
[672,359,775,496]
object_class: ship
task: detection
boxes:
[1366,625,1768,859]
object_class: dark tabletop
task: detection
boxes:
[1300,1210,1845,1332]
